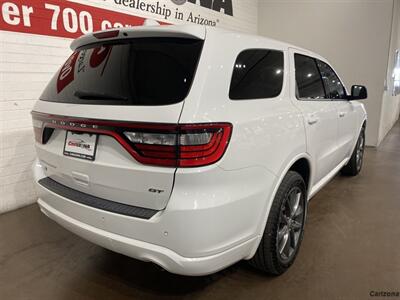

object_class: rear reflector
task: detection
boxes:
[31,112,232,168]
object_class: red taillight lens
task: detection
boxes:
[123,123,232,167]
[31,112,232,168]
[179,124,232,167]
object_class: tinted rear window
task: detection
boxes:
[229,49,284,100]
[40,38,204,106]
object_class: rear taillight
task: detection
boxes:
[31,112,232,168]
[123,123,232,167]
[93,30,120,39]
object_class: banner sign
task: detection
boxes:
[0,0,236,39]
[0,0,163,39]
[114,0,233,17]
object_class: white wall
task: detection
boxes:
[0,32,71,213]
[0,0,258,214]
[258,0,395,147]
[379,0,400,144]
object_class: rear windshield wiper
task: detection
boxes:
[74,90,128,101]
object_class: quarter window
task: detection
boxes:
[294,54,325,99]
[229,49,284,100]
[317,60,346,99]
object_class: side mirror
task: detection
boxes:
[348,85,367,100]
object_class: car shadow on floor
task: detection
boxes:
[88,248,270,297]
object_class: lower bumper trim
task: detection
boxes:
[38,177,158,219]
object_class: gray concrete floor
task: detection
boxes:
[1,123,400,300]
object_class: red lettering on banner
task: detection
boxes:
[57,51,79,93]
[0,0,167,39]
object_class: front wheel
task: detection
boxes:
[341,126,365,176]
[249,171,307,275]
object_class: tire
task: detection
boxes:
[249,171,307,275]
[341,125,365,176]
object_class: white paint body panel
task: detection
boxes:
[33,25,367,275]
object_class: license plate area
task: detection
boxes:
[63,131,98,161]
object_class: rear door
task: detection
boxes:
[289,49,339,185]
[316,59,357,160]
[33,36,204,210]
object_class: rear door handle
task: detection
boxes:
[307,115,319,125]
[339,112,346,118]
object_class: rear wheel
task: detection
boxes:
[341,126,365,176]
[249,171,306,275]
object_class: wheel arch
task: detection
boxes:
[349,118,367,156]
[288,158,311,194]
[245,153,313,259]
[362,119,367,129]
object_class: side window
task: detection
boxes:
[294,54,326,99]
[317,60,346,99]
[229,49,284,100]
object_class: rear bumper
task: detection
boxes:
[33,158,277,275]
[38,198,256,276]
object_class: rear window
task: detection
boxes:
[229,49,284,100]
[40,38,204,106]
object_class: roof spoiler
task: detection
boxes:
[70,24,206,50]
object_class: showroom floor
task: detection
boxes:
[1,123,400,300]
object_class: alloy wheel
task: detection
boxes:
[277,187,305,263]
[356,130,365,171]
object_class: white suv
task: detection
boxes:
[32,25,367,276]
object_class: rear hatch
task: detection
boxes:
[32,28,205,211]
